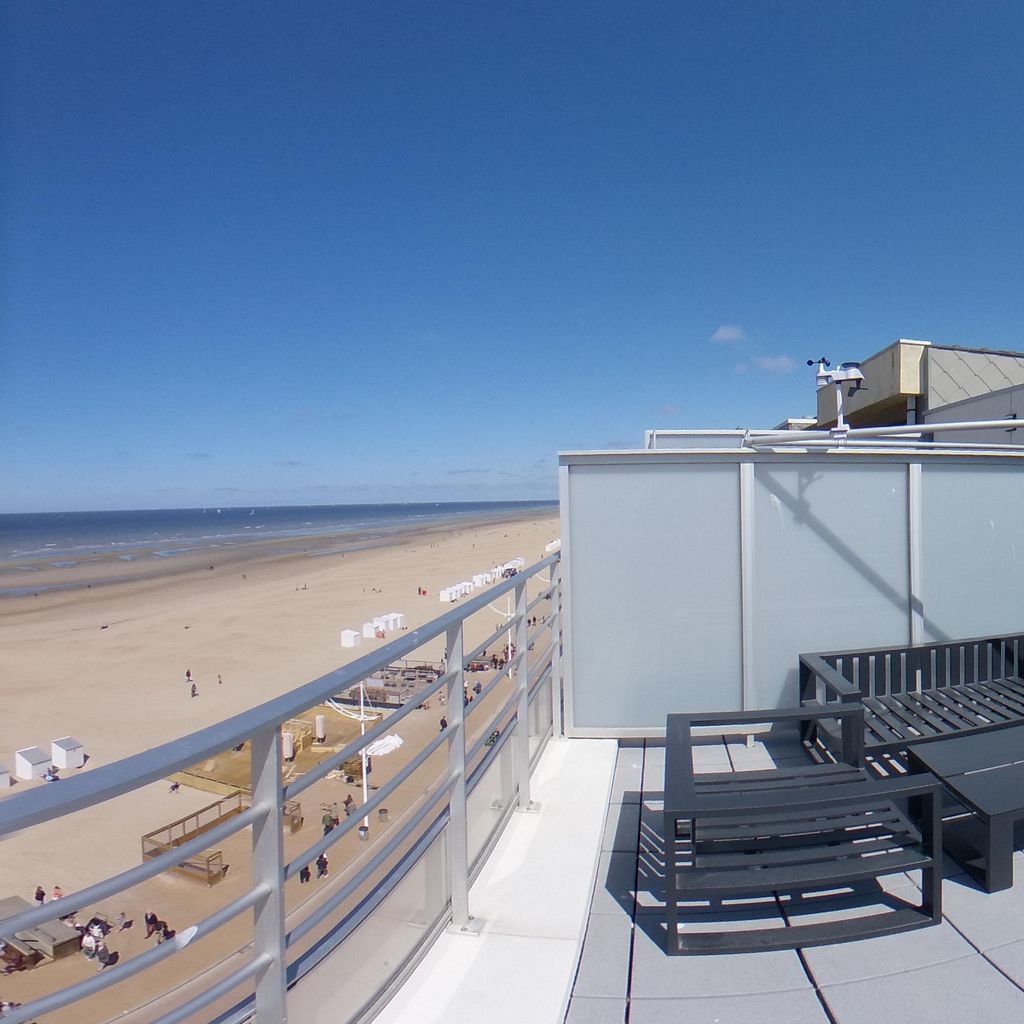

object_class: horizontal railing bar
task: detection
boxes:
[747,419,1024,443]
[0,554,558,835]
[286,780,456,947]
[284,670,450,800]
[285,728,451,877]
[151,954,271,1024]
[0,803,268,938]
[4,884,270,1024]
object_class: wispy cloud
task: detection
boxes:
[446,468,491,476]
[188,452,213,460]
[753,355,796,374]
[274,459,302,467]
[710,324,747,345]
[660,403,682,416]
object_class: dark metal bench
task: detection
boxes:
[664,707,943,955]
[800,632,1024,761]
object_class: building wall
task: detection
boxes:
[925,347,1024,413]
[923,384,1024,443]
[560,448,1024,735]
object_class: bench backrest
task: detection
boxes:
[801,632,1024,702]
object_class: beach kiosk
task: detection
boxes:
[51,736,85,770]
[14,746,49,780]
[362,621,377,639]
[340,629,362,648]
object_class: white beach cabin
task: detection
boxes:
[340,629,362,648]
[14,746,50,780]
[51,736,85,770]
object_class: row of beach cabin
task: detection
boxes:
[438,559,525,603]
[340,612,407,648]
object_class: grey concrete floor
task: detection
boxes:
[565,738,1024,1024]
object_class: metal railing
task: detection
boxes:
[0,553,562,1024]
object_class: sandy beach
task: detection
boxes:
[0,508,559,770]
[0,507,560,1022]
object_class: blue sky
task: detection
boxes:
[4,1,1024,512]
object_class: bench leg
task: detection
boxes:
[664,811,679,954]
[983,813,1015,893]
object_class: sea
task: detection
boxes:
[0,501,558,595]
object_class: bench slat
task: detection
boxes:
[887,693,952,737]
[914,690,980,732]
[681,804,909,837]
[676,847,931,895]
[692,831,922,870]
[672,906,932,955]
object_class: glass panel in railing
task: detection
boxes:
[528,678,552,761]
[277,674,455,970]
[285,830,449,1024]
[465,728,517,869]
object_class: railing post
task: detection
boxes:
[251,726,287,1023]
[550,569,563,738]
[445,620,477,932]
[515,579,539,811]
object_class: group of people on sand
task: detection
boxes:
[185,668,223,698]
[30,885,136,974]
[25,886,177,977]
[298,853,329,882]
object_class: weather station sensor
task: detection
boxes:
[807,357,866,438]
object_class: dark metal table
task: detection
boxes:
[907,726,1024,892]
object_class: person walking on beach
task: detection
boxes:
[321,810,335,836]
[439,717,448,732]
[342,795,354,817]
[144,912,159,939]
[190,682,198,699]
[185,669,192,684]
[316,853,328,879]
[299,864,311,884]
[33,887,45,906]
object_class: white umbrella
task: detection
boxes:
[365,735,403,757]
